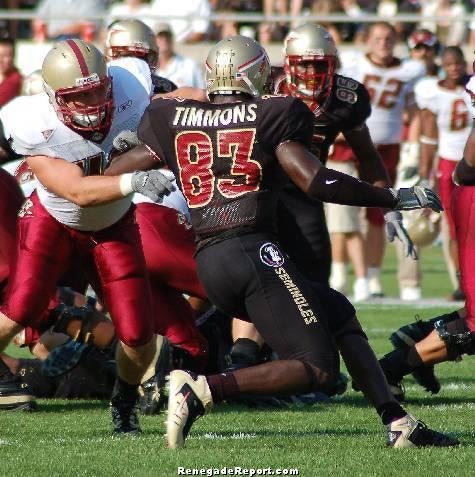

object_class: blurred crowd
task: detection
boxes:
[0,1,474,46]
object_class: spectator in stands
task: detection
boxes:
[149,0,211,43]
[155,23,205,88]
[32,0,107,42]
[106,0,155,31]
[420,0,467,46]
[0,37,22,107]
[310,0,364,44]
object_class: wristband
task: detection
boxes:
[119,173,134,196]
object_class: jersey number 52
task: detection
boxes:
[176,128,261,208]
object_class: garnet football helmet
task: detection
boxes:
[205,35,271,97]
[283,23,338,106]
[407,29,439,52]
[42,39,114,138]
[105,19,158,71]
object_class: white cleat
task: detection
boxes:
[166,370,213,449]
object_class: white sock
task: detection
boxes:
[330,262,348,294]
[367,267,382,295]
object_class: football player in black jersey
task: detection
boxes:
[230,23,418,372]
[111,35,455,449]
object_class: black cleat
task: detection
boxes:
[0,376,36,411]
[387,414,459,448]
[411,365,441,394]
[110,391,141,435]
[138,375,166,415]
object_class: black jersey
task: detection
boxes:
[151,74,177,94]
[274,71,371,164]
[138,95,314,248]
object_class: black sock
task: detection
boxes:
[377,402,407,425]
[112,377,138,401]
[379,346,423,383]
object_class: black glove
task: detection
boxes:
[384,211,418,260]
[391,186,443,212]
[113,130,142,152]
[131,170,175,202]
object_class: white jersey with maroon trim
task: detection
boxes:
[341,53,425,145]
[0,57,152,231]
[415,77,471,161]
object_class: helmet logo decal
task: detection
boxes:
[75,73,100,87]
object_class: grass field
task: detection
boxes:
[1,245,474,477]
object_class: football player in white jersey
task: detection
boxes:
[0,40,175,432]
[341,22,426,296]
[416,46,471,301]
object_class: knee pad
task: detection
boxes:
[434,318,475,360]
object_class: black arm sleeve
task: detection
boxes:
[308,166,397,208]
[454,158,475,186]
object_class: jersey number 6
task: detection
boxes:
[175,128,261,208]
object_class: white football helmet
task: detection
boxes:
[205,35,271,97]
[283,23,338,106]
[42,39,114,138]
[105,19,158,71]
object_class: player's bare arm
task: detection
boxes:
[343,124,390,187]
[27,155,128,206]
[106,144,163,176]
[27,154,173,206]
[418,108,438,180]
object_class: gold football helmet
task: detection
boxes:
[406,210,441,248]
[42,39,113,136]
[205,35,271,97]
[105,19,158,71]
[283,23,338,105]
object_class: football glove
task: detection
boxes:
[131,169,175,203]
[384,210,418,260]
[391,186,443,213]
[113,129,142,152]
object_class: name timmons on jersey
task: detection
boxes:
[172,104,258,128]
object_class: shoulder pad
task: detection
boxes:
[0,94,56,155]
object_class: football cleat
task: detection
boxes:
[166,370,213,449]
[387,414,459,448]
[0,376,37,411]
[390,321,441,394]
[41,338,91,378]
[110,391,141,435]
[138,375,166,415]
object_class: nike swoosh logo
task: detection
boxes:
[325,180,337,185]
